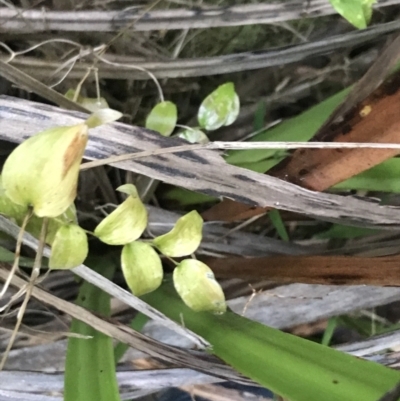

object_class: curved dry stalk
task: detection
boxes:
[93,53,164,102]
[5,19,400,80]
[0,285,26,314]
[0,38,165,100]
[0,38,82,63]
[0,60,88,111]
[0,208,32,298]
[0,265,246,383]
[79,141,400,171]
[0,217,48,370]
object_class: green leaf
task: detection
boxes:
[177,128,209,144]
[321,317,339,346]
[316,224,378,239]
[26,204,78,245]
[94,184,147,246]
[161,188,216,206]
[329,0,376,29]
[143,283,400,401]
[0,245,38,267]
[49,224,88,269]
[339,315,400,337]
[0,175,28,222]
[268,209,289,241]
[232,159,283,174]
[145,101,178,137]
[253,101,267,131]
[226,88,351,169]
[362,0,375,24]
[334,158,400,193]
[198,82,240,131]
[114,313,149,362]
[153,210,203,257]
[65,258,120,401]
[1,124,88,218]
[173,260,226,313]
[121,241,163,296]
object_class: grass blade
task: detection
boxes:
[64,258,120,401]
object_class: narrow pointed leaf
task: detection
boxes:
[143,283,400,401]
[334,158,400,193]
[226,88,350,167]
[65,258,120,401]
[121,241,163,296]
[154,210,203,257]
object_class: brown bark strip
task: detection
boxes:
[270,72,400,191]
[204,255,400,286]
[202,199,270,222]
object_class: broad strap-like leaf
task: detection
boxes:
[143,283,400,401]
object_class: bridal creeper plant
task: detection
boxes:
[0,108,122,369]
[0,81,239,375]
[2,79,400,401]
[329,0,375,29]
[145,82,240,143]
[93,183,226,313]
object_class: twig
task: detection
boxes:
[0,209,32,298]
[80,141,400,170]
[1,1,399,33]
[0,264,248,383]
[0,368,223,396]
[6,19,400,80]
[4,96,400,229]
[0,60,88,112]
